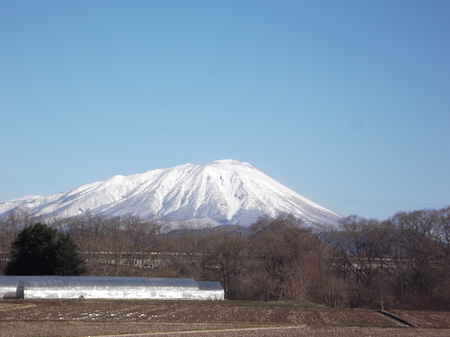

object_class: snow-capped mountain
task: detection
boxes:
[0,160,342,226]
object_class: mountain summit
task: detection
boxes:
[0,160,342,226]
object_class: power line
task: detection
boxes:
[0,176,82,186]
[0,177,446,210]
[311,198,448,208]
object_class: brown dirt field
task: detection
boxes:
[0,300,449,337]
[389,309,450,329]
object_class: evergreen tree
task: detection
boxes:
[4,222,85,276]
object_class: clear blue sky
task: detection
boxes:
[1,0,449,220]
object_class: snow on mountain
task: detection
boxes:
[0,159,342,226]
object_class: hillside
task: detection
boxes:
[0,160,342,226]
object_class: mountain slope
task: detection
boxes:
[0,160,342,226]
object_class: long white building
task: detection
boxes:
[0,276,224,300]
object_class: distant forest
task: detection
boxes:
[1,206,449,310]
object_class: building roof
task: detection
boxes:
[0,276,224,300]
[0,276,221,289]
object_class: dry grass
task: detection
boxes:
[0,299,449,337]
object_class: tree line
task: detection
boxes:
[1,206,449,310]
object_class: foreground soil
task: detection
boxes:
[1,299,450,337]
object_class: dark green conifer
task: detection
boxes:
[4,222,85,276]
